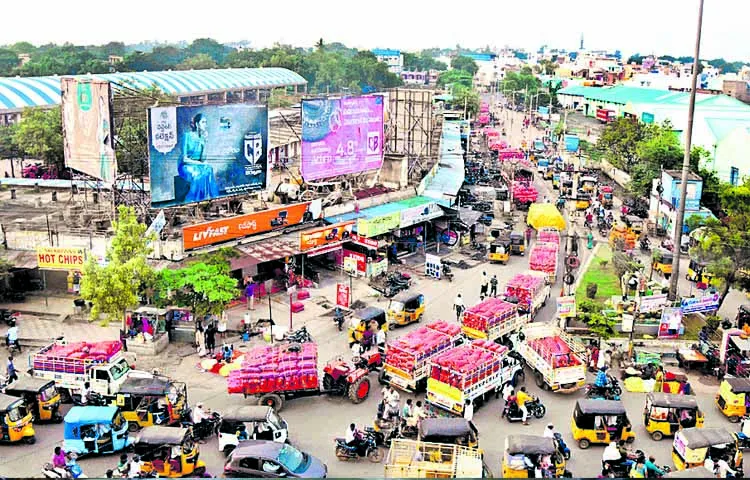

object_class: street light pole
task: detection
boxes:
[668,0,705,300]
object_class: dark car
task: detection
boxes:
[223,441,327,478]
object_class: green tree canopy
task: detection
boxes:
[176,53,218,71]
[13,106,63,170]
[437,69,473,88]
[450,56,478,76]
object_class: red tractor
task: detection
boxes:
[322,351,383,403]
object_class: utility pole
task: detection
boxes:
[668,0,705,301]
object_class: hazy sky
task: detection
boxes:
[3,0,749,61]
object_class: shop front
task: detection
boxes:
[391,197,444,259]
[341,234,388,278]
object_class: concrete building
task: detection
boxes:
[649,170,711,236]
[723,80,750,104]
[400,70,438,86]
[372,49,404,74]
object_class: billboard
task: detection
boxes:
[299,221,355,252]
[301,96,384,181]
[36,247,86,271]
[680,293,720,314]
[60,78,117,182]
[148,104,268,208]
[182,201,321,251]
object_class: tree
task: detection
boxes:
[452,85,480,116]
[437,69,473,88]
[80,206,155,325]
[596,117,647,170]
[0,124,22,160]
[13,106,63,171]
[0,48,19,75]
[450,56,478,76]
[627,54,644,65]
[185,38,230,64]
[577,299,617,344]
[6,41,36,55]
[628,122,683,196]
[176,53,218,71]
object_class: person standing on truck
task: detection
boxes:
[454,294,465,321]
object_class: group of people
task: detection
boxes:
[479,272,500,301]
[601,441,665,478]
[350,319,386,360]
[49,447,85,478]
[195,313,228,357]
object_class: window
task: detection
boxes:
[731,167,740,186]
[95,369,109,381]
[239,458,260,470]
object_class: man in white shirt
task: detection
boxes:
[717,455,736,478]
[454,294,465,321]
[80,382,91,405]
[602,442,622,464]
[345,423,360,446]
[463,399,474,421]
[351,341,362,360]
[127,455,143,478]
[704,456,715,474]
[375,329,386,353]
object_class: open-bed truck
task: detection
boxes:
[517,323,586,393]
[503,272,550,318]
[460,298,530,348]
[384,439,491,478]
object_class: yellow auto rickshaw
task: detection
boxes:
[579,176,597,194]
[663,466,716,478]
[502,434,569,478]
[686,258,713,284]
[575,194,591,211]
[652,249,674,278]
[571,399,635,449]
[644,393,703,441]
[419,417,479,450]
[0,393,36,444]
[671,427,742,472]
[510,232,525,256]
[4,377,62,424]
[115,376,188,431]
[348,306,388,345]
[387,292,425,327]
[489,238,511,264]
[716,377,750,423]
[133,426,207,478]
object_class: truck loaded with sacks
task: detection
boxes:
[516,323,587,393]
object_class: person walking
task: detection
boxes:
[205,322,217,356]
[525,226,533,248]
[195,324,206,357]
[218,311,228,342]
[490,275,499,297]
[454,294,465,322]
[480,272,489,300]
[6,356,18,383]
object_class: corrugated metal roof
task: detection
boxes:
[0,67,307,111]
[422,121,464,202]
[705,117,750,142]
[372,49,401,57]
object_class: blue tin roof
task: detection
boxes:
[372,49,401,57]
[462,53,496,62]
[64,406,119,425]
[422,121,465,202]
[0,67,307,111]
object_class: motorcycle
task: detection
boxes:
[188,411,222,441]
[42,464,79,479]
[283,326,313,344]
[640,238,651,253]
[553,432,571,460]
[334,430,383,463]
[585,376,623,400]
[441,264,454,282]
[0,309,18,326]
[333,308,345,332]
[502,398,546,422]
[73,391,107,407]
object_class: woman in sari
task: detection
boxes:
[180,113,219,202]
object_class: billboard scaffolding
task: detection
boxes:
[384,89,436,182]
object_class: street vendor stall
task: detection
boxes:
[126,307,169,354]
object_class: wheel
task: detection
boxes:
[578,438,590,449]
[367,447,384,463]
[335,446,350,461]
[511,371,525,388]
[128,422,140,433]
[258,393,284,411]
[24,435,36,445]
[349,377,371,404]
[613,385,622,396]
[193,466,206,476]
[730,415,741,423]
[378,369,388,386]
[651,431,664,441]
[534,371,548,390]
[223,445,236,457]
[533,404,546,419]
[416,314,422,323]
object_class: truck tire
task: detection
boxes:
[534,371,545,388]
[349,377,371,404]
[258,393,284,412]
[511,371,525,387]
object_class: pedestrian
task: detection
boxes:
[164,310,174,343]
[195,324,206,357]
[525,226,533,248]
[454,294,465,322]
[6,355,18,383]
[218,311,228,341]
[463,399,474,422]
[480,272,489,300]
[376,327,386,354]
[205,322,216,355]
[490,275,498,297]
[119,327,128,352]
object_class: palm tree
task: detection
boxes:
[315,38,324,51]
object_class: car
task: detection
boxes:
[223,440,327,478]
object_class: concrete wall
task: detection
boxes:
[378,154,409,190]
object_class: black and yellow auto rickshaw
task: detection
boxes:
[387,292,425,327]
[575,194,591,211]
[644,393,704,441]
[419,417,479,450]
[0,393,35,444]
[4,377,62,424]
[510,232,525,256]
[652,249,674,279]
[715,377,750,423]
[502,434,570,478]
[348,306,388,345]
[489,238,511,264]
[686,258,713,284]
[570,399,635,449]
[133,426,207,478]
[672,427,742,472]
[115,376,188,431]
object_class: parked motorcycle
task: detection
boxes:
[502,398,546,422]
[334,430,383,462]
[441,264,454,282]
[283,326,313,344]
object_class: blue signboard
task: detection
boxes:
[641,112,655,124]
[680,293,720,314]
[564,134,580,153]
[537,106,550,116]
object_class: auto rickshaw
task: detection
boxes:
[502,434,570,478]
[387,292,425,327]
[579,176,597,193]
[644,393,704,441]
[671,427,742,472]
[348,306,388,345]
[686,258,713,284]
[736,305,750,331]
[715,377,750,423]
[552,172,561,190]
[575,194,591,211]
[419,417,479,450]
[570,399,635,449]
[115,376,188,431]
[133,426,207,478]
[63,406,133,456]
[489,238,511,264]
[599,186,614,209]
[217,406,289,455]
[624,215,645,236]
[4,376,62,423]
[663,466,716,478]
[510,232,525,256]
[0,393,35,444]
[652,249,674,278]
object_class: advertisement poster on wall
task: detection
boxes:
[183,200,321,250]
[358,212,400,238]
[299,221,355,251]
[336,283,351,308]
[680,293,720,314]
[36,247,87,271]
[60,78,117,183]
[638,294,668,314]
[658,307,684,339]
[399,201,442,228]
[148,104,268,208]
[301,96,384,181]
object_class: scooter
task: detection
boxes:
[584,376,623,400]
[502,398,546,422]
[333,308,345,332]
[283,326,313,344]
[42,464,76,479]
[334,430,383,462]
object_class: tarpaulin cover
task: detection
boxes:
[527,204,566,231]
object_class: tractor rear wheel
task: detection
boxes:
[258,393,284,412]
[348,377,371,404]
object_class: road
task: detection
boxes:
[0,107,739,479]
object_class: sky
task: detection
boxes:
[3,0,749,61]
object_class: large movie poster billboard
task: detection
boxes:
[60,78,117,183]
[301,96,384,181]
[148,104,268,208]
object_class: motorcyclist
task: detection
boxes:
[191,402,210,438]
[644,455,665,478]
[345,423,366,455]
[593,366,612,397]
[80,382,91,405]
[516,387,533,425]
[65,452,84,479]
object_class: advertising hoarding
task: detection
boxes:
[637,294,668,314]
[60,78,117,182]
[680,293,720,314]
[301,96,384,181]
[36,247,86,271]
[658,307,684,339]
[556,296,577,318]
[182,201,321,250]
[148,104,268,208]
[299,221,355,252]
[336,283,351,307]
[357,212,400,238]
[399,201,442,228]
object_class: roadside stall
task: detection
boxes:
[126,306,168,354]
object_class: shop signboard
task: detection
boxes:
[537,106,549,116]
[357,212,400,238]
[368,258,388,278]
[299,221,355,252]
[680,293,720,314]
[564,135,579,152]
[641,112,655,124]
[350,234,378,248]
[343,252,363,275]
[36,247,86,271]
[637,294,668,314]
[182,200,321,250]
[399,201,441,228]
[300,95,384,181]
[336,283,350,307]
[556,296,577,318]
[596,108,615,123]
[658,307,684,339]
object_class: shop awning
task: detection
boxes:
[0,249,38,270]
[235,234,301,266]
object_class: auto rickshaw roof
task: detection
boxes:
[64,406,120,425]
[5,376,55,393]
[581,176,597,183]
[647,393,698,409]
[509,232,523,241]
[506,435,556,455]
[679,427,735,449]
[391,291,422,303]
[724,377,750,393]
[356,306,385,320]
[730,336,750,352]
[576,399,627,415]
[135,426,189,446]
[221,405,273,423]
[0,393,23,411]
[663,467,716,478]
[118,376,177,396]
[420,418,474,439]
